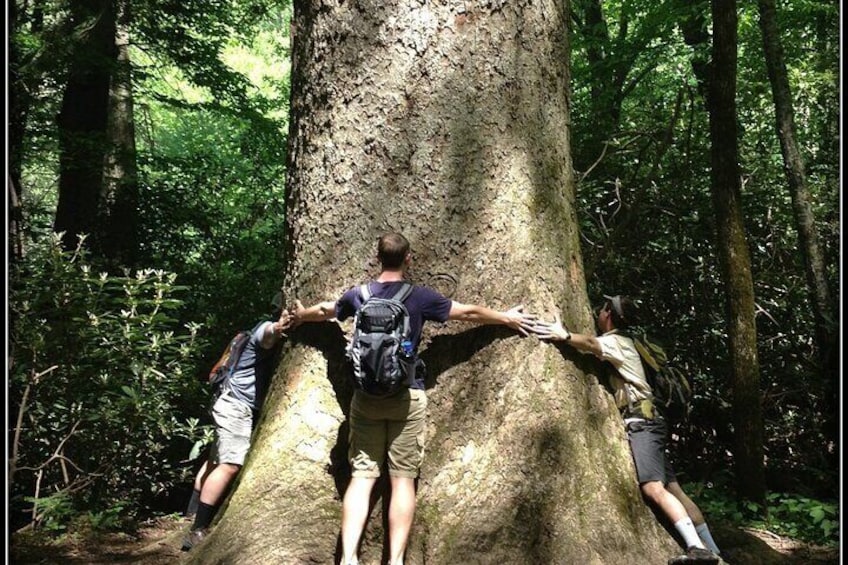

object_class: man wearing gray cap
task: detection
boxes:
[531,295,722,565]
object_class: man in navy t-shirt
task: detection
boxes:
[292,232,534,565]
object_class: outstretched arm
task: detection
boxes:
[290,299,337,327]
[448,302,536,336]
[531,312,603,357]
[260,309,295,349]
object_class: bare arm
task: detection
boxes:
[290,299,337,326]
[260,310,295,349]
[448,302,535,335]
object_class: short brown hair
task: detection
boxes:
[377,232,410,269]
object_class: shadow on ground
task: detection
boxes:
[9,516,839,564]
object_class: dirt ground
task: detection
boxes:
[8,515,840,564]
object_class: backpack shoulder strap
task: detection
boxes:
[360,283,372,302]
[391,282,413,303]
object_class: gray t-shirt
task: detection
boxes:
[226,321,277,411]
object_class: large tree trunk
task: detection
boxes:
[709,0,765,505]
[53,0,115,253]
[189,1,678,563]
[757,0,838,462]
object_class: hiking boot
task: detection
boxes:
[180,528,207,552]
[668,546,720,565]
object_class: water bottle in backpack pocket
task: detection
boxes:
[347,283,419,397]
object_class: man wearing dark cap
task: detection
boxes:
[531,295,722,565]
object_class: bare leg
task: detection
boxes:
[199,462,241,506]
[194,459,213,492]
[387,476,416,565]
[641,480,688,522]
[641,480,706,550]
[666,481,705,524]
[667,482,721,554]
[341,477,377,564]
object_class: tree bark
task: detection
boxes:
[8,0,28,205]
[53,0,116,253]
[9,177,24,261]
[757,0,838,459]
[100,0,139,267]
[189,1,678,563]
[709,0,765,505]
[8,0,46,261]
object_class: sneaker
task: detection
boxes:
[181,528,207,552]
[668,546,720,565]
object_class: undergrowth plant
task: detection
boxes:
[689,476,839,546]
[9,234,208,533]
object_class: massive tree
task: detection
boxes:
[189,1,679,563]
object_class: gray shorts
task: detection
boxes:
[210,392,254,466]
[348,388,427,479]
[626,418,677,485]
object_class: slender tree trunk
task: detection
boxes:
[9,177,25,261]
[53,0,116,253]
[8,0,27,203]
[100,0,139,267]
[677,0,711,102]
[757,0,838,460]
[571,0,678,176]
[574,0,623,167]
[188,1,679,563]
[709,0,765,505]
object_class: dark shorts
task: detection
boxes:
[626,418,677,485]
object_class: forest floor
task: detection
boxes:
[8,514,840,565]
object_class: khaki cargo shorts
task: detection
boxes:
[348,388,427,479]
[210,392,254,466]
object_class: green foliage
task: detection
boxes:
[130,1,291,351]
[135,105,287,342]
[691,478,839,546]
[10,0,290,532]
[22,492,75,533]
[9,234,208,531]
[571,0,839,497]
[83,501,132,532]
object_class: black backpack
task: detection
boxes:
[205,324,258,397]
[630,333,693,423]
[347,283,417,397]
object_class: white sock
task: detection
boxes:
[674,517,706,550]
[696,522,721,555]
